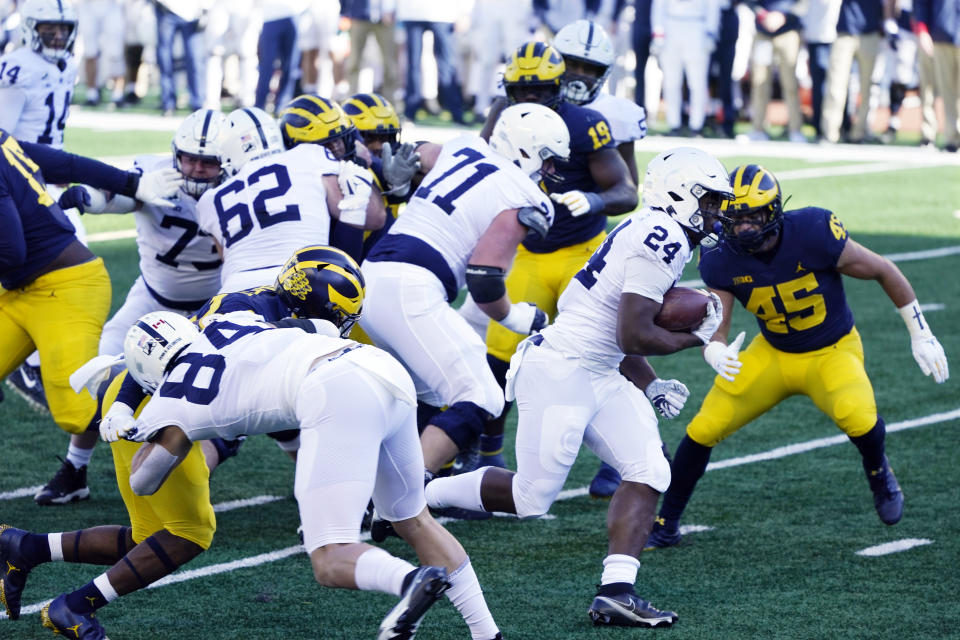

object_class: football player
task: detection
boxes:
[468,40,638,480]
[358,103,568,478]
[195,106,386,293]
[424,147,734,628]
[645,164,949,549]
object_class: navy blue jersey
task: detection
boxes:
[522,101,616,254]
[0,129,76,289]
[699,207,855,353]
[193,286,290,325]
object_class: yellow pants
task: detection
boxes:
[0,259,110,433]
[103,372,217,549]
[687,328,878,447]
[486,232,606,362]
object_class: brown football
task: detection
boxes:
[654,287,710,331]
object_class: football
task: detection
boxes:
[654,287,711,331]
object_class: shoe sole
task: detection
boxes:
[35,487,91,506]
[588,608,676,628]
[41,601,111,640]
[5,379,50,414]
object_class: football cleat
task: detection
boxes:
[644,521,682,549]
[430,506,493,521]
[6,363,49,413]
[41,594,108,639]
[370,518,400,543]
[588,461,621,499]
[35,457,90,506]
[588,591,678,628]
[0,525,37,620]
[377,566,450,640]
[867,456,904,525]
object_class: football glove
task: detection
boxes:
[337,161,374,225]
[500,302,549,335]
[911,336,949,383]
[691,291,723,344]
[549,190,604,217]
[644,378,690,419]
[135,167,183,207]
[100,402,136,442]
[703,330,746,382]
[382,142,421,196]
[58,185,92,213]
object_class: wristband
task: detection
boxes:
[898,300,933,338]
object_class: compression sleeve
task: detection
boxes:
[20,141,140,195]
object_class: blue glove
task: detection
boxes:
[58,185,92,213]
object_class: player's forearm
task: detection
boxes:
[21,141,140,196]
[874,259,917,309]
[598,181,639,215]
[619,355,657,390]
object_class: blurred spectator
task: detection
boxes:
[468,0,533,119]
[396,0,465,122]
[710,0,741,137]
[652,0,720,136]
[803,0,842,139]
[299,0,341,96]
[77,0,125,105]
[744,0,806,142]
[821,0,889,143]
[633,0,653,110]
[341,0,398,101]
[878,0,932,144]
[915,0,960,152]
[533,0,597,36]
[204,0,259,109]
[255,0,300,112]
[904,0,939,146]
[155,0,207,115]
[119,0,157,106]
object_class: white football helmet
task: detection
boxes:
[642,147,734,242]
[220,107,285,177]
[19,0,78,63]
[553,19,615,104]
[123,311,199,393]
[489,103,570,182]
[172,109,230,198]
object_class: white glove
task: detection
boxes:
[499,302,549,335]
[691,291,723,344]
[703,331,745,382]
[644,378,690,419]
[550,190,604,217]
[337,160,374,225]
[100,402,136,443]
[899,300,949,383]
[135,167,183,208]
[382,142,421,196]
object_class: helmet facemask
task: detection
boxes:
[560,56,610,105]
[717,164,784,254]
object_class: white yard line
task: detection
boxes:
[855,539,933,557]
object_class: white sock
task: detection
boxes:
[424,469,488,511]
[48,533,64,562]
[26,352,40,367]
[66,444,94,469]
[445,559,499,640]
[353,547,415,596]
[93,573,120,603]
[600,554,640,586]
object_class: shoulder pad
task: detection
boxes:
[517,206,550,240]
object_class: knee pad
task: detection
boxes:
[618,441,672,494]
[511,474,552,519]
[430,401,488,450]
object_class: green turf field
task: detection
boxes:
[2,128,959,639]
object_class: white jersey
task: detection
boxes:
[587,93,647,145]
[0,48,77,148]
[541,208,694,372]
[386,134,554,290]
[133,155,222,305]
[196,144,340,292]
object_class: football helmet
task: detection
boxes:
[642,147,734,243]
[278,94,358,160]
[171,109,230,197]
[343,92,400,150]
[489,103,570,182]
[123,311,199,393]
[718,164,783,253]
[219,107,285,177]
[19,0,77,63]
[275,245,366,337]
[502,41,566,108]
[553,20,615,105]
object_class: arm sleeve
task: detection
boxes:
[0,89,26,133]
[115,373,150,411]
[0,193,27,270]
[19,141,140,195]
[329,218,365,263]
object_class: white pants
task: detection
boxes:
[510,341,670,518]
[99,276,194,355]
[360,261,504,417]
[294,349,425,552]
[662,17,711,130]
[217,266,280,295]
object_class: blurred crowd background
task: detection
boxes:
[2,0,959,149]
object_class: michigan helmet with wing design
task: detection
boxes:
[489,103,570,182]
[642,147,734,243]
[502,41,566,109]
[553,19,615,105]
[171,109,231,197]
[219,107,285,177]
[19,0,78,63]
[123,311,199,393]
[275,245,366,337]
[278,94,358,160]
[342,92,401,151]
[718,164,783,254]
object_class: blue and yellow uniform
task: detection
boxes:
[690,207,877,445]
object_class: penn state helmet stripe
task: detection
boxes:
[198,110,212,151]
[585,21,594,54]
[242,108,269,147]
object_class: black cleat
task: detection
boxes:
[377,566,450,640]
[644,520,682,549]
[370,518,400,543]
[6,363,48,413]
[588,591,678,628]
[0,525,37,620]
[867,455,904,525]
[41,593,108,639]
[430,506,492,521]
[35,457,90,506]
[588,461,621,499]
